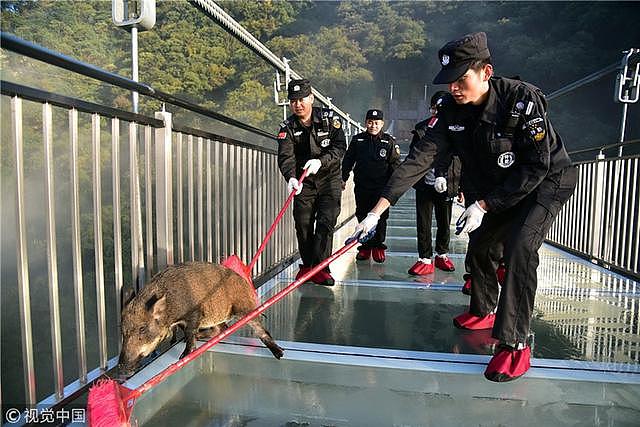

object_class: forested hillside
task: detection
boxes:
[2,1,639,147]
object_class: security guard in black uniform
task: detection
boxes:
[408,91,462,276]
[278,79,346,286]
[350,32,577,382]
[342,109,401,263]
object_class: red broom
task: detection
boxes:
[247,169,308,272]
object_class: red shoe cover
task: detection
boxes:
[312,269,335,286]
[461,276,472,295]
[295,265,312,282]
[356,247,371,260]
[372,247,386,263]
[453,312,495,330]
[496,264,506,286]
[484,346,531,382]
[434,255,455,271]
[408,261,434,275]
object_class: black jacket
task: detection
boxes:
[342,131,401,192]
[381,77,572,212]
[277,106,346,183]
[409,119,462,199]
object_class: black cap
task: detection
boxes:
[287,79,312,100]
[365,109,383,120]
[433,32,491,84]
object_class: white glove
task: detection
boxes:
[287,177,302,195]
[348,212,380,243]
[434,177,447,193]
[456,201,487,234]
[303,159,322,175]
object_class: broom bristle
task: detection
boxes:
[87,379,130,427]
[222,255,253,286]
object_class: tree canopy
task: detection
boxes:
[2,0,638,146]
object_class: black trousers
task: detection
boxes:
[464,242,504,273]
[415,186,452,258]
[355,188,389,248]
[466,166,577,344]
[293,179,342,268]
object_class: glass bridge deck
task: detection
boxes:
[127,193,640,426]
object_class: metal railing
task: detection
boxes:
[546,148,639,278]
[1,33,356,414]
[544,48,639,279]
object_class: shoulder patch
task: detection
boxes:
[428,117,438,128]
[523,117,546,142]
[277,131,287,139]
[332,117,341,129]
[279,119,291,128]
[395,144,400,154]
[525,101,534,115]
[322,108,334,118]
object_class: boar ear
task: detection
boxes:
[145,294,167,320]
[121,287,136,308]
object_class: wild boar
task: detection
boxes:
[118,262,283,376]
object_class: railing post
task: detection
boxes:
[590,151,606,258]
[155,109,174,268]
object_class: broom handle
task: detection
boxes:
[247,169,309,272]
[128,237,359,402]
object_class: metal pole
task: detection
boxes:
[131,26,139,113]
[283,57,290,120]
[130,26,145,288]
[12,96,37,405]
[618,101,628,157]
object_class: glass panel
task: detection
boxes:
[133,351,640,427]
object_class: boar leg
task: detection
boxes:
[179,318,200,359]
[196,322,228,340]
[246,318,284,359]
[169,323,183,345]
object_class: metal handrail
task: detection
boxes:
[0,31,275,140]
[1,80,280,156]
[568,139,640,156]
[1,80,163,127]
[0,32,155,95]
[547,61,620,101]
[190,0,364,133]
